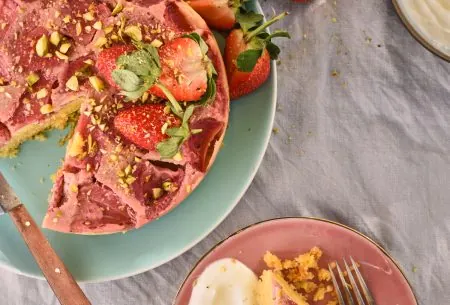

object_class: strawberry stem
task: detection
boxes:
[244,12,288,42]
[154,83,183,118]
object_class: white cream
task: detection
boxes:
[189,258,258,305]
[397,0,450,56]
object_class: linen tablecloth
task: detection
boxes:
[2,0,449,304]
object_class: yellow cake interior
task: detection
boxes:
[0,100,82,158]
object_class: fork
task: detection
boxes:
[328,257,377,305]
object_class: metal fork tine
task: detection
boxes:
[329,264,346,305]
[336,261,356,305]
[344,259,366,305]
[350,257,376,305]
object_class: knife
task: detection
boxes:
[0,173,91,305]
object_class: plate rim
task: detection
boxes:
[0,2,277,283]
[392,0,450,62]
[173,216,419,305]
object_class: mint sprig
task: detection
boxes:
[156,104,196,158]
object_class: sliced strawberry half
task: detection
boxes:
[113,104,181,151]
[97,38,209,102]
[149,37,208,102]
[188,0,242,30]
[96,44,136,89]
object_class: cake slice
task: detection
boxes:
[0,0,113,157]
[42,0,229,234]
[257,270,309,305]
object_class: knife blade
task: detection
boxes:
[0,173,22,214]
[0,171,91,305]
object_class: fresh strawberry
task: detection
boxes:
[96,44,136,88]
[188,0,243,30]
[149,37,208,102]
[113,104,180,151]
[98,36,214,104]
[225,12,289,99]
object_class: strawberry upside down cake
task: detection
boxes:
[0,0,229,234]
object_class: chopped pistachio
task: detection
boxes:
[173,152,182,161]
[83,59,94,65]
[161,122,169,134]
[112,3,124,16]
[68,132,85,157]
[26,72,40,87]
[162,181,178,192]
[62,15,71,23]
[141,91,149,102]
[125,176,136,185]
[35,34,49,57]
[191,129,202,135]
[89,76,104,92]
[65,75,79,91]
[94,36,108,48]
[40,104,53,114]
[70,184,79,193]
[50,31,62,46]
[82,11,95,21]
[124,25,142,41]
[163,105,171,114]
[152,188,163,199]
[76,22,82,36]
[103,25,114,34]
[150,39,163,48]
[55,50,69,61]
[59,42,71,54]
[93,21,102,30]
[36,88,48,99]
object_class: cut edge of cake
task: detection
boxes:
[0,100,82,158]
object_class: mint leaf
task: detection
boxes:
[157,137,183,158]
[111,69,142,91]
[237,49,263,72]
[122,84,151,100]
[236,11,264,33]
[157,104,197,158]
[183,105,196,124]
[113,44,162,100]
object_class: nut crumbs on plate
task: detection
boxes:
[261,247,337,304]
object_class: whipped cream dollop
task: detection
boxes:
[189,258,258,305]
[397,0,450,56]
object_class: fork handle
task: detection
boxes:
[9,204,91,305]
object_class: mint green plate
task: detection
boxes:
[0,1,276,283]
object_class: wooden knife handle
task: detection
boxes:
[9,205,91,305]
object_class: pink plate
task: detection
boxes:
[174,217,418,305]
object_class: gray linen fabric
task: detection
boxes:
[1,0,449,304]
